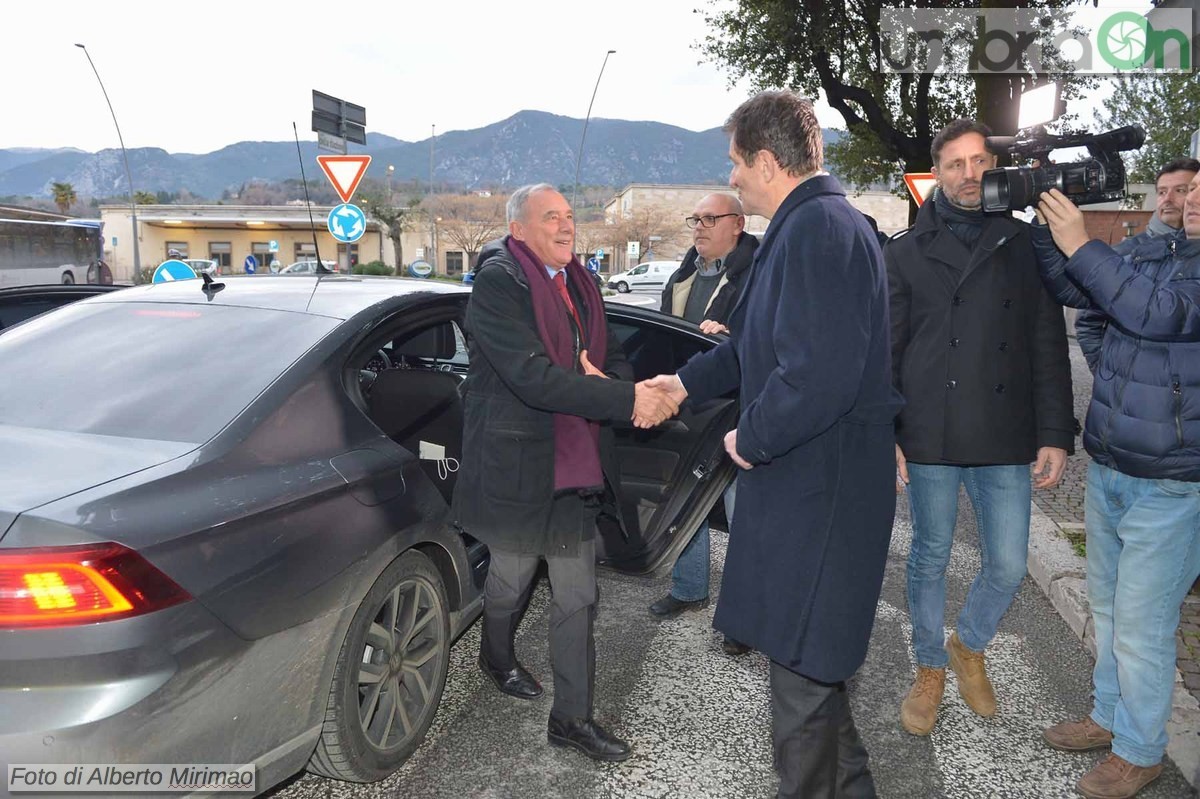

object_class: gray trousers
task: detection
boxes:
[481,538,597,720]
[771,660,877,799]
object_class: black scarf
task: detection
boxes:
[935,188,985,250]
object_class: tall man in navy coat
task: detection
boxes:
[647,91,903,798]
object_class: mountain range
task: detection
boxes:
[0,110,843,200]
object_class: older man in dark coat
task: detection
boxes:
[454,183,678,762]
[647,91,903,798]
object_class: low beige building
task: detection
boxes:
[96,204,480,282]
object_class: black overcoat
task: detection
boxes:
[678,176,904,683]
[452,241,635,555]
[885,200,1074,465]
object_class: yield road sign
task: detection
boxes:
[317,155,371,204]
[152,259,198,283]
[328,203,366,243]
[904,173,938,207]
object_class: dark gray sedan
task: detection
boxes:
[0,276,736,795]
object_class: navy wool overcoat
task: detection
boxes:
[679,176,904,682]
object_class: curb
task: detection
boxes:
[1026,502,1200,789]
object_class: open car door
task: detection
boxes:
[598,304,739,577]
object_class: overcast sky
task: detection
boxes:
[4,0,842,154]
[5,0,1137,155]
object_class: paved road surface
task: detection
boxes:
[269,495,1195,798]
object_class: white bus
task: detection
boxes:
[0,217,104,287]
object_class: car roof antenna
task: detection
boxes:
[294,122,333,313]
[199,270,225,299]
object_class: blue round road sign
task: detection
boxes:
[328,203,366,243]
[152,259,198,284]
[243,254,258,274]
[408,260,433,278]
[586,258,600,273]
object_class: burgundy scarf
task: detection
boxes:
[505,235,608,493]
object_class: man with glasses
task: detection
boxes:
[648,193,759,657]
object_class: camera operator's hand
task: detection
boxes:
[1037,188,1089,258]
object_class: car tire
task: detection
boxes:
[307,549,451,782]
[61,272,75,285]
[616,281,629,293]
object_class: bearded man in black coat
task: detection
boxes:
[886,119,1073,738]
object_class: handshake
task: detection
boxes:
[632,374,688,429]
[577,352,686,429]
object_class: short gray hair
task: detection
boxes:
[507,183,558,225]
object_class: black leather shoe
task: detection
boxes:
[648,594,709,619]
[478,655,543,700]
[548,715,632,762]
[722,636,751,656]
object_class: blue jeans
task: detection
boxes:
[671,481,737,602]
[906,463,1032,668]
[1085,461,1200,767]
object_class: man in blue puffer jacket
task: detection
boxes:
[1074,158,1199,372]
[1032,180,1200,799]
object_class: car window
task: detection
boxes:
[608,318,708,381]
[632,265,647,275]
[0,301,339,443]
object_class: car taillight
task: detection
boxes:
[0,542,190,629]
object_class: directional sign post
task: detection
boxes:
[903,173,938,208]
[311,90,366,146]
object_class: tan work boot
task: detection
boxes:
[900,666,946,735]
[1077,754,1162,799]
[1043,716,1114,752]
[947,632,996,717]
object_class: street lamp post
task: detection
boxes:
[572,49,616,222]
[75,43,141,282]
[386,164,394,205]
[429,125,437,272]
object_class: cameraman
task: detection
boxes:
[1074,158,1199,372]
[887,119,1074,738]
[1034,174,1200,799]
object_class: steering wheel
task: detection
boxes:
[359,349,394,397]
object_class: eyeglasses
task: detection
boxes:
[685,213,740,229]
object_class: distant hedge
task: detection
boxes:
[353,260,394,276]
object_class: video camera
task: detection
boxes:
[981,125,1146,212]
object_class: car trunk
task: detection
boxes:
[0,425,191,541]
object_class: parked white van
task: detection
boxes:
[606,261,681,293]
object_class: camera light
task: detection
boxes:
[1017,83,1061,130]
